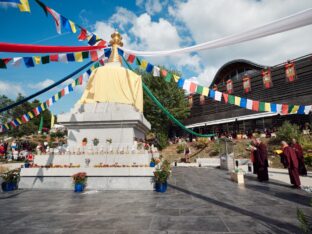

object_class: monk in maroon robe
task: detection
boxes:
[291,138,307,176]
[281,141,301,189]
[255,138,269,182]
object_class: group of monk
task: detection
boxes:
[250,138,307,189]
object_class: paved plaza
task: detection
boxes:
[1,167,312,234]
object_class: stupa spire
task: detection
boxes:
[108,30,123,63]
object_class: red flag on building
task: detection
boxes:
[226,79,233,94]
[261,68,273,89]
[243,76,251,93]
[285,61,296,82]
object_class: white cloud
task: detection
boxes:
[170,0,312,84]
[28,79,54,89]
[0,3,18,9]
[136,0,168,15]
[0,81,25,98]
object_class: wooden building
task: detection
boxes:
[183,54,312,136]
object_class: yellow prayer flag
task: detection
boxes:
[71,81,76,88]
[141,60,148,69]
[28,111,34,119]
[265,102,271,112]
[40,103,45,111]
[173,74,180,83]
[54,94,59,101]
[34,56,41,64]
[16,118,22,124]
[18,0,30,12]
[291,105,300,113]
[90,66,95,71]
[75,52,83,62]
[69,20,77,33]
[202,87,209,97]
[234,96,241,106]
[50,113,55,129]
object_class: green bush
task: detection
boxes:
[276,121,301,144]
[304,156,312,167]
[176,144,185,154]
[209,141,221,156]
[156,132,168,150]
[299,135,312,153]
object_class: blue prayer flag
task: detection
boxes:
[68,84,73,92]
[240,98,247,108]
[23,57,34,68]
[297,105,305,114]
[88,34,97,46]
[105,48,111,58]
[270,103,277,112]
[178,78,185,88]
[60,16,71,32]
[117,48,124,56]
[146,63,154,73]
[86,69,91,75]
[66,53,75,62]
[209,90,215,99]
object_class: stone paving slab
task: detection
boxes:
[1,167,312,234]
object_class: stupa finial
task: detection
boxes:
[108,30,123,63]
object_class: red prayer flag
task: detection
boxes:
[90,51,98,61]
[61,89,65,97]
[78,75,83,85]
[189,82,197,93]
[127,54,136,64]
[223,93,229,103]
[281,104,289,115]
[252,100,259,111]
[96,40,106,47]
[78,28,88,41]
[50,54,58,62]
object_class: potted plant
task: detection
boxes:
[82,138,88,146]
[92,138,99,146]
[150,157,156,167]
[154,160,171,193]
[72,172,87,192]
[1,169,20,192]
[24,159,30,168]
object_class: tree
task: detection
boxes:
[138,68,190,145]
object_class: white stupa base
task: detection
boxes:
[19,167,155,190]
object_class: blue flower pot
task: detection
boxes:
[74,183,85,193]
[1,182,18,192]
[150,162,155,167]
[24,163,30,168]
[155,182,167,193]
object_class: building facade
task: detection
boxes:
[183,54,312,136]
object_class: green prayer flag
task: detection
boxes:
[94,62,100,68]
[82,51,89,59]
[164,73,172,82]
[196,85,204,94]
[136,57,141,66]
[0,59,7,69]
[259,102,265,111]
[58,91,62,98]
[288,104,295,113]
[228,95,235,104]
[41,55,50,64]
[38,115,43,133]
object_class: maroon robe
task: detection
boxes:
[282,146,301,188]
[292,143,307,176]
[255,143,269,181]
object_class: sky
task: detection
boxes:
[0,0,312,115]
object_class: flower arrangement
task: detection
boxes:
[72,172,87,185]
[106,138,112,144]
[92,138,99,146]
[154,160,171,184]
[29,164,80,168]
[1,169,20,184]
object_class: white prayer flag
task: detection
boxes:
[153,66,160,77]
[214,91,222,101]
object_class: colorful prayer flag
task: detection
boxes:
[252,101,259,111]
[33,56,41,64]
[228,95,235,105]
[90,51,98,61]
[50,54,59,62]
[215,91,222,101]
[281,104,289,115]
[78,27,88,40]
[173,74,180,82]
[223,93,228,103]
[234,96,241,106]
[23,57,34,68]
[27,111,34,119]
[66,53,75,62]
[88,34,97,46]
[196,85,203,95]
[18,0,30,12]
[189,82,197,93]
[21,114,30,123]
[59,53,68,63]
[240,98,247,108]
[264,102,271,112]
[202,87,209,97]
[246,99,253,110]
[74,52,83,62]
[69,20,77,33]
[153,66,160,77]
[41,55,50,64]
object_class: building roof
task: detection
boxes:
[210,59,265,87]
